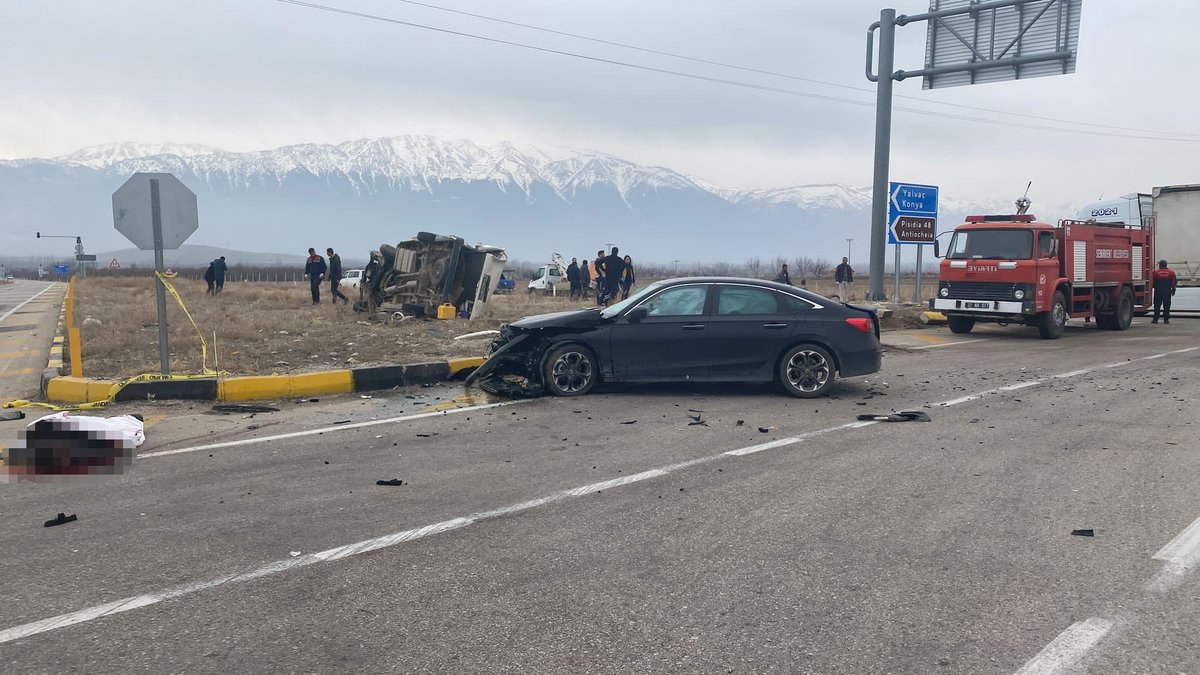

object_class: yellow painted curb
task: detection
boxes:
[448,357,486,376]
[47,376,117,403]
[218,370,353,401]
[921,311,948,324]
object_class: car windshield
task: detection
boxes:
[601,281,667,318]
[947,229,1033,260]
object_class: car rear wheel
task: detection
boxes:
[542,345,597,397]
[779,344,835,398]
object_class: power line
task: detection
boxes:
[385,0,1198,140]
[277,0,1200,143]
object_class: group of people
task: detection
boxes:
[304,247,349,305]
[203,256,227,295]
[772,258,855,299]
[565,247,636,305]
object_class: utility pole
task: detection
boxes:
[866,8,896,301]
[672,259,680,275]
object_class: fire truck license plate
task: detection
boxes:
[964,301,992,309]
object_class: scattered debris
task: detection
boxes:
[290,551,302,557]
[620,420,637,425]
[359,394,373,399]
[856,411,932,423]
[44,513,77,528]
[454,329,501,341]
[213,404,279,414]
[376,479,404,486]
[296,398,320,403]
[758,427,770,433]
[735,420,745,427]
[332,419,352,425]
[1070,529,1095,537]
[0,409,26,421]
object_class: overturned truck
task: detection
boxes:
[354,232,507,320]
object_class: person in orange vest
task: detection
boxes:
[1151,259,1177,324]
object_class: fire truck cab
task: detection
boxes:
[932,213,1153,339]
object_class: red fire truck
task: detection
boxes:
[931,208,1154,339]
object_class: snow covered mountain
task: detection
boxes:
[1,136,1066,263]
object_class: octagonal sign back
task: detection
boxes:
[112,173,198,250]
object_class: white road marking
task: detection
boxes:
[1054,368,1092,379]
[0,283,55,324]
[1013,617,1114,675]
[139,399,534,459]
[910,338,994,350]
[999,381,1041,391]
[4,346,1198,644]
[1146,515,1200,593]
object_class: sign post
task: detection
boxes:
[113,173,198,375]
[887,181,939,303]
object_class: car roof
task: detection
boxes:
[653,277,830,302]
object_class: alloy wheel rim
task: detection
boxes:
[787,350,830,392]
[551,351,592,392]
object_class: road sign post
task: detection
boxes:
[866,0,1082,302]
[112,172,198,376]
[887,181,939,304]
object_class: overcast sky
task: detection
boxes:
[2,0,1197,205]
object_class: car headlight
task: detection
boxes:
[1014,289,1025,300]
[939,287,950,298]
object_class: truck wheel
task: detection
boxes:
[1112,287,1134,330]
[1095,314,1115,330]
[1038,290,1068,339]
[947,316,975,334]
[542,344,597,397]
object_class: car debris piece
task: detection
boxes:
[736,420,745,427]
[855,411,932,423]
[44,513,77,528]
[297,398,320,404]
[212,404,280,414]
[376,479,404,486]
[454,329,501,341]
[758,427,770,433]
[0,409,26,421]
[1070,529,1095,537]
[332,419,352,425]
[620,420,637,425]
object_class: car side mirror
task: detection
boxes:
[626,307,648,322]
[932,240,941,258]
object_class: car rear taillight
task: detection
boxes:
[845,317,872,333]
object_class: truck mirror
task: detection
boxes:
[933,240,941,258]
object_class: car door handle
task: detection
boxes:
[762,322,789,329]
[681,324,706,331]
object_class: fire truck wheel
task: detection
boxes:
[1113,287,1134,330]
[1038,290,1067,339]
[947,316,975,334]
[1095,314,1115,330]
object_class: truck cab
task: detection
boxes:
[933,213,1152,339]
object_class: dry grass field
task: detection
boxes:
[74,277,927,379]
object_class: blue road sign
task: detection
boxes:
[888,181,939,245]
[53,263,70,276]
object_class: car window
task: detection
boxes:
[642,285,707,317]
[717,286,782,315]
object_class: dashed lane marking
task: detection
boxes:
[1013,617,1115,675]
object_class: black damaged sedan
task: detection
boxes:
[467,278,882,398]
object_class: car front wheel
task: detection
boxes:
[779,344,836,398]
[542,344,597,397]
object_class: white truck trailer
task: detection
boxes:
[1076,186,1200,312]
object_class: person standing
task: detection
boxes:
[593,250,607,305]
[566,257,581,299]
[601,247,625,306]
[211,256,227,295]
[620,255,636,300]
[326,247,349,304]
[835,257,854,300]
[203,261,216,296]
[304,247,327,305]
[774,264,792,285]
[580,260,591,300]
[1151,259,1178,324]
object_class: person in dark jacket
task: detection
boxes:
[1151,259,1178,324]
[835,257,854,300]
[326,248,349,304]
[620,255,636,299]
[580,260,591,300]
[594,250,608,305]
[210,256,227,295]
[774,264,792,286]
[203,262,216,295]
[566,258,581,299]
[601,247,625,306]
[304,248,327,305]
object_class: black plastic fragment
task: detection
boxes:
[376,479,404,486]
[44,513,77,528]
[213,404,280,413]
[1070,529,1094,537]
[856,411,932,423]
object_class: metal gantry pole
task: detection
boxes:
[150,179,171,375]
[868,8,896,301]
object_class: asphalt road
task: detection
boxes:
[0,280,62,405]
[1,318,1198,673]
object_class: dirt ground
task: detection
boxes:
[74,277,928,379]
